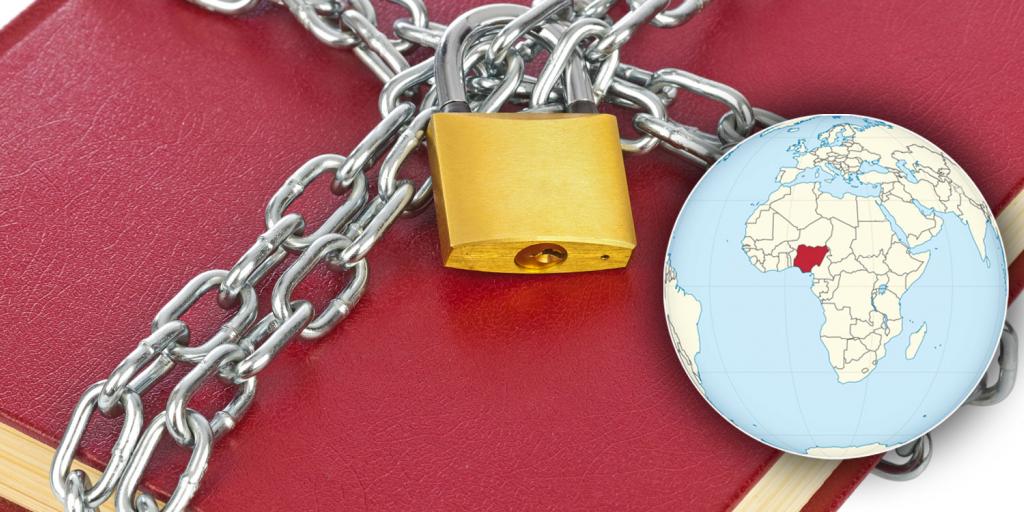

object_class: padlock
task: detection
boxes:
[426,4,636,274]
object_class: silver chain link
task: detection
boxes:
[51,0,1013,510]
[872,323,1019,480]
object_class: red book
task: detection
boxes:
[1,1,1022,511]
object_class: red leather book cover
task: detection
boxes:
[1,1,1022,511]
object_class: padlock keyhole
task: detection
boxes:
[515,243,568,270]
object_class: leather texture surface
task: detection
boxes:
[1,1,1021,510]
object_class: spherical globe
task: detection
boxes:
[663,115,1007,458]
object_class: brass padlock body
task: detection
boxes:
[426,112,636,274]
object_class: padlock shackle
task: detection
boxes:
[565,70,598,114]
[436,4,526,112]
[435,2,597,113]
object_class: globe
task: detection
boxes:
[663,115,1007,459]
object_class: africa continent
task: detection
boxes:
[741,122,992,383]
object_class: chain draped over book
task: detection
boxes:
[46,1,794,510]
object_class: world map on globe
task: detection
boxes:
[664,115,1007,458]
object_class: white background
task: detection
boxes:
[1,2,1020,510]
[0,1,31,26]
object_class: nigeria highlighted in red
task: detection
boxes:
[793,245,829,272]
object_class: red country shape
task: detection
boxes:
[794,245,829,272]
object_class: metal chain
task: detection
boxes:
[51,1,1015,510]
[872,323,1019,480]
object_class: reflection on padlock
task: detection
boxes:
[426,4,636,274]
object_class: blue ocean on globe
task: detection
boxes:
[664,115,1007,458]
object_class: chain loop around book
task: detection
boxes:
[47,0,1018,510]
